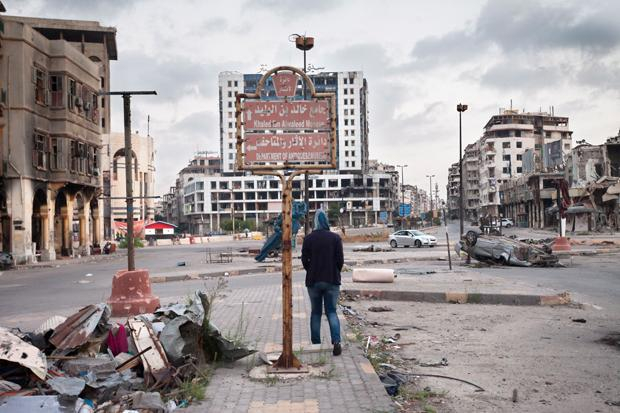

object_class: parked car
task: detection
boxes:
[389,230,437,248]
[500,218,514,228]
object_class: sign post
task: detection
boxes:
[236,66,336,371]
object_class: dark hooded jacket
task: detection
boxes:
[302,210,344,287]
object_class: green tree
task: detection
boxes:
[327,203,342,225]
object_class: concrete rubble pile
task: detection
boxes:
[0,290,255,412]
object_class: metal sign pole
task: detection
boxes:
[99,90,157,271]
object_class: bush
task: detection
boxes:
[118,237,144,249]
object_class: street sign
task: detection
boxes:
[235,66,337,171]
[399,203,411,217]
[379,211,388,223]
[243,100,330,130]
[244,132,330,163]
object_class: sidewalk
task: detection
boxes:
[183,282,395,413]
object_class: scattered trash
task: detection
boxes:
[368,305,394,312]
[571,318,587,323]
[606,400,620,406]
[176,261,186,266]
[0,288,255,411]
[419,357,448,367]
[85,273,93,277]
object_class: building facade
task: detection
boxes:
[218,70,369,175]
[462,141,480,220]
[101,132,155,238]
[0,16,116,263]
[446,162,460,218]
[477,109,572,217]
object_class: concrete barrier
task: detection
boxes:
[156,239,172,246]
[352,268,395,283]
[179,238,190,245]
[107,269,160,316]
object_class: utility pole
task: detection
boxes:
[457,103,468,238]
[100,91,157,271]
[426,174,435,225]
[397,164,408,229]
[291,34,314,236]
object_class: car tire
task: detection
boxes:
[415,240,422,248]
[390,240,397,248]
[465,230,478,247]
[429,245,435,248]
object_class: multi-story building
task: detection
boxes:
[179,171,398,235]
[477,109,572,216]
[218,70,369,174]
[0,16,116,263]
[101,133,155,238]
[446,162,460,218]
[463,142,480,220]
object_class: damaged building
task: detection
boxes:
[0,16,117,263]
[564,133,620,231]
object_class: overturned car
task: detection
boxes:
[455,230,559,267]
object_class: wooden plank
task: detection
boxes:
[127,318,172,384]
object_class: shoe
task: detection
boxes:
[333,342,342,356]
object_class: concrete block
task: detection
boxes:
[107,269,160,317]
[156,239,172,246]
[179,238,190,245]
[352,268,394,283]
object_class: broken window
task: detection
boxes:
[50,137,64,170]
[49,74,63,107]
[67,78,77,110]
[502,142,510,148]
[33,132,47,169]
[33,67,47,105]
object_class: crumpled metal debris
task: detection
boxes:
[0,327,47,380]
[49,304,110,351]
[47,376,86,396]
[419,357,449,367]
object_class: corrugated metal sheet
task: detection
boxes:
[49,304,109,350]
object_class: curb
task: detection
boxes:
[341,288,572,307]
[149,256,451,284]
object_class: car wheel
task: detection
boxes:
[390,240,397,248]
[415,240,422,248]
[429,245,435,248]
[465,230,478,247]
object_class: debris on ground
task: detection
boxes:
[352,244,393,252]
[456,230,560,267]
[0,289,256,411]
[368,305,394,312]
[418,357,448,367]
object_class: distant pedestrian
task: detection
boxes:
[302,209,344,356]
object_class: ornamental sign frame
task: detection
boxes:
[235,66,337,171]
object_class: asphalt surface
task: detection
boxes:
[1,232,619,330]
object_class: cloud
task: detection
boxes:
[480,61,563,90]
[242,0,342,16]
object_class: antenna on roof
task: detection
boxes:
[147,115,150,137]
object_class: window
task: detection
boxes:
[344,119,348,126]
[344,89,348,95]
[517,167,523,173]
[101,117,106,128]
[344,140,349,146]
[70,141,79,172]
[502,167,509,174]
[349,88,354,94]
[228,101,232,108]
[33,132,47,169]
[229,143,233,149]
[344,99,348,105]
[228,122,233,128]
[229,153,233,160]
[350,99,354,105]
[351,130,355,136]
[50,138,64,170]
[234,81,238,87]
[67,78,77,110]
[516,141,522,148]
[350,109,355,115]
[516,154,522,160]
[503,154,511,161]
[351,151,355,156]
[349,77,354,84]
[502,142,510,148]
[515,130,521,137]
[345,161,349,167]
[344,109,348,116]
[344,130,349,136]
[228,81,232,87]
[564,143,571,150]
[351,119,355,125]
[49,74,63,107]
[351,161,356,167]
[345,151,349,156]
[343,78,347,85]
[228,91,232,97]
[87,146,95,175]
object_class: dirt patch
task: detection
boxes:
[598,332,620,349]
[342,299,620,412]
[342,233,389,243]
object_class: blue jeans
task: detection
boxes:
[307,282,341,345]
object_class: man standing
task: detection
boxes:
[302,209,344,356]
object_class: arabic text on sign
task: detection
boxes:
[243,101,330,130]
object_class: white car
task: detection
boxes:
[389,230,437,248]
[499,218,514,228]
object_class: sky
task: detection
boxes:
[11,0,620,195]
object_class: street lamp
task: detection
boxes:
[397,164,408,229]
[426,174,435,226]
[289,34,314,236]
[457,103,468,238]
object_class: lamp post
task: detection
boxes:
[397,164,408,229]
[457,103,468,238]
[426,174,435,226]
[290,34,314,236]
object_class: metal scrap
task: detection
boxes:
[49,304,110,351]
[47,376,85,396]
[0,327,47,380]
